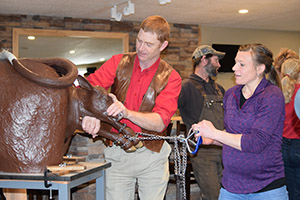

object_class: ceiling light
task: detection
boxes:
[159,0,171,5]
[111,1,135,21]
[238,9,248,14]
[99,58,105,62]
[27,36,35,40]
[69,50,76,54]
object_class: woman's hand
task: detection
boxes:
[193,120,241,149]
[192,120,218,142]
[201,137,215,145]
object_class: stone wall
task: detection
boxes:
[0,14,199,78]
[0,14,200,199]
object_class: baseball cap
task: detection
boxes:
[192,45,225,60]
[295,89,300,120]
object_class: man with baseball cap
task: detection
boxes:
[192,45,225,60]
[178,45,226,200]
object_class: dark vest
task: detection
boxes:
[112,52,173,152]
[190,79,224,151]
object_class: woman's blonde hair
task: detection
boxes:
[274,48,299,75]
[281,58,300,103]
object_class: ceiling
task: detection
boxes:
[1,0,300,32]
[2,0,300,75]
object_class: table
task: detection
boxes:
[0,162,111,200]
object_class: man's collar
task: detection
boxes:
[190,73,213,83]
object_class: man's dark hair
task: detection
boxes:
[192,54,213,71]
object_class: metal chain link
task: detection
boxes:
[135,132,188,200]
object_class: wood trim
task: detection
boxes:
[12,28,129,57]
[198,25,202,45]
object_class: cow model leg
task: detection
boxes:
[75,76,142,151]
[97,129,135,151]
[110,120,143,149]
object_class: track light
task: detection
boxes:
[111,1,135,21]
[111,5,122,21]
[123,1,135,16]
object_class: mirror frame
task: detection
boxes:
[12,28,129,58]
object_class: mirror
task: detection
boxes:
[13,28,129,75]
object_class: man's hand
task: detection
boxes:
[107,93,128,118]
[82,116,101,138]
[0,49,17,65]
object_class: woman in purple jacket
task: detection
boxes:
[193,44,288,200]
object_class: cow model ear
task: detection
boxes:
[77,75,93,90]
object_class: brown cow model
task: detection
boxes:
[0,54,140,173]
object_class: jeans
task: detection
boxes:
[218,186,288,200]
[282,137,300,200]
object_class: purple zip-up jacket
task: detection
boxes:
[222,77,285,193]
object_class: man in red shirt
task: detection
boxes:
[82,15,181,200]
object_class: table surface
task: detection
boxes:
[171,115,182,121]
[0,162,111,182]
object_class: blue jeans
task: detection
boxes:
[218,186,288,200]
[282,137,300,200]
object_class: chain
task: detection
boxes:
[181,142,187,200]
[136,132,188,200]
[133,132,178,141]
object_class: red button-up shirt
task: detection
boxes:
[87,53,182,132]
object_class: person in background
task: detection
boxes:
[192,43,288,200]
[81,15,182,200]
[295,89,300,119]
[178,45,225,200]
[280,58,300,200]
[274,48,299,79]
[268,48,299,88]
